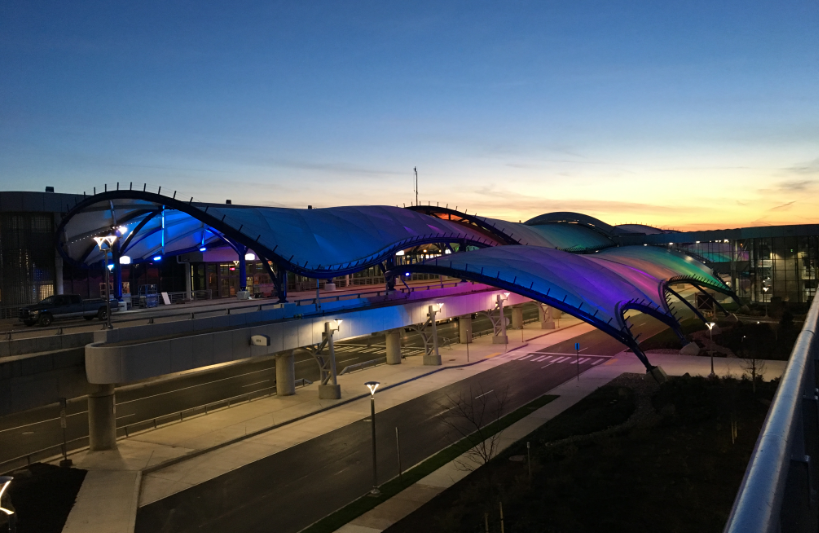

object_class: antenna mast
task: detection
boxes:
[414,167,418,206]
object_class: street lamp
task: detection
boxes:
[0,476,16,532]
[706,322,716,377]
[365,381,381,496]
[93,235,118,329]
[762,286,769,317]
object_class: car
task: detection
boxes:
[18,294,113,327]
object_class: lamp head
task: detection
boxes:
[93,235,117,250]
[763,286,769,293]
[436,303,444,311]
[0,476,13,516]
[365,381,380,396]
[706,322,716,330]
[334,319,343,329]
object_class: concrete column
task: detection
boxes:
[319,322,342,399]
[238,250,247,291]
[493,295,508,344]
[423,305,442,366]
[539,305,555,329]
[275,351,296,396]
[88,384,117,451]
[458,315,473,343]
[385,329,402,365]
[184,262,192,301]
[511,306,524,329]
[55,253,64,295]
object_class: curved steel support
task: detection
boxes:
[402,263,660,371]
[56,190,493,278]
[665,285,710,324]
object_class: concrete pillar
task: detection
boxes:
[538,305,555,329]
[458,315,473,343]
[238,249,247,291]
[385,329,401,365]
[511,307,523,329]
[88,384,117,451]
[319,322,342,399]
[423,305,442,365]
[55,253,64,295]
[275,351,296,396]
[184,262,192,301]
[493,295,508,344]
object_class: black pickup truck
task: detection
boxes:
[18,294,111,327]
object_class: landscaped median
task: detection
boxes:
[385,373,779,533]
[300,393,559,533]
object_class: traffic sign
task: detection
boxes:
[574,342,580,351]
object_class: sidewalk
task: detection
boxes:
[335,350,788,533]
[59,318,591,533]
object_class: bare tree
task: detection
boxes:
[740,331,767,394]
[440,385,511,471]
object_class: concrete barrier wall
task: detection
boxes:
[0,332,95,358]
[86,289,530,384]
[0,347,91,416]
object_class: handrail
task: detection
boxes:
[723,294,819,533]
[0,281,465,341]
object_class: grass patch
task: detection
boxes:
[300,393,558,533]
[386,375,777,533]
[0,463,86,533]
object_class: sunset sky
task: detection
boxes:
[1,1,817,230]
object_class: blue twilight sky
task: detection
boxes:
[1,1,817,229]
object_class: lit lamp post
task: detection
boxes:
[365,381,381,496]
[706,322,716,377]
[93,235,118,329]
[0,476,15,533]
[762,286,769,317]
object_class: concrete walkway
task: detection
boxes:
[58,318,590,532]
[334,351,788,533]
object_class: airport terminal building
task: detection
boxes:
[1,188,817,320]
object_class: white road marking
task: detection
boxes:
[474,389,495,400]
[241,380,270,388]
[577,358,589,364]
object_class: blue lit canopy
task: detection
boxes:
[57,190,495,277]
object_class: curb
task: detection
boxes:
[141,340,536,476]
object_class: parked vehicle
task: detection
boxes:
[18,294,112,327]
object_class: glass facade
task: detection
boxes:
[679,236,819,307]
[0,213,56,318]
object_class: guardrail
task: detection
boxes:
[0,378,314,474]
[1,281,465,341]
[723,294,819,533]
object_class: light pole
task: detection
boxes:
[365,381,381,496]
[93,235,118,329]
[762,286,769,317]
[706,322,716,377]
[0,476,16,532]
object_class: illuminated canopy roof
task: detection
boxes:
[57,190,495,277]
[403,245,679,369]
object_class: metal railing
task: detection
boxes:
[0,378,314,474]
[723,294,819,533]
[0,281,467,341]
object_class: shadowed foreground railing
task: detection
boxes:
[724,295,819,533]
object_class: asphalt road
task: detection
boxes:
[0,306,538,467]
[135,309,678,533]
